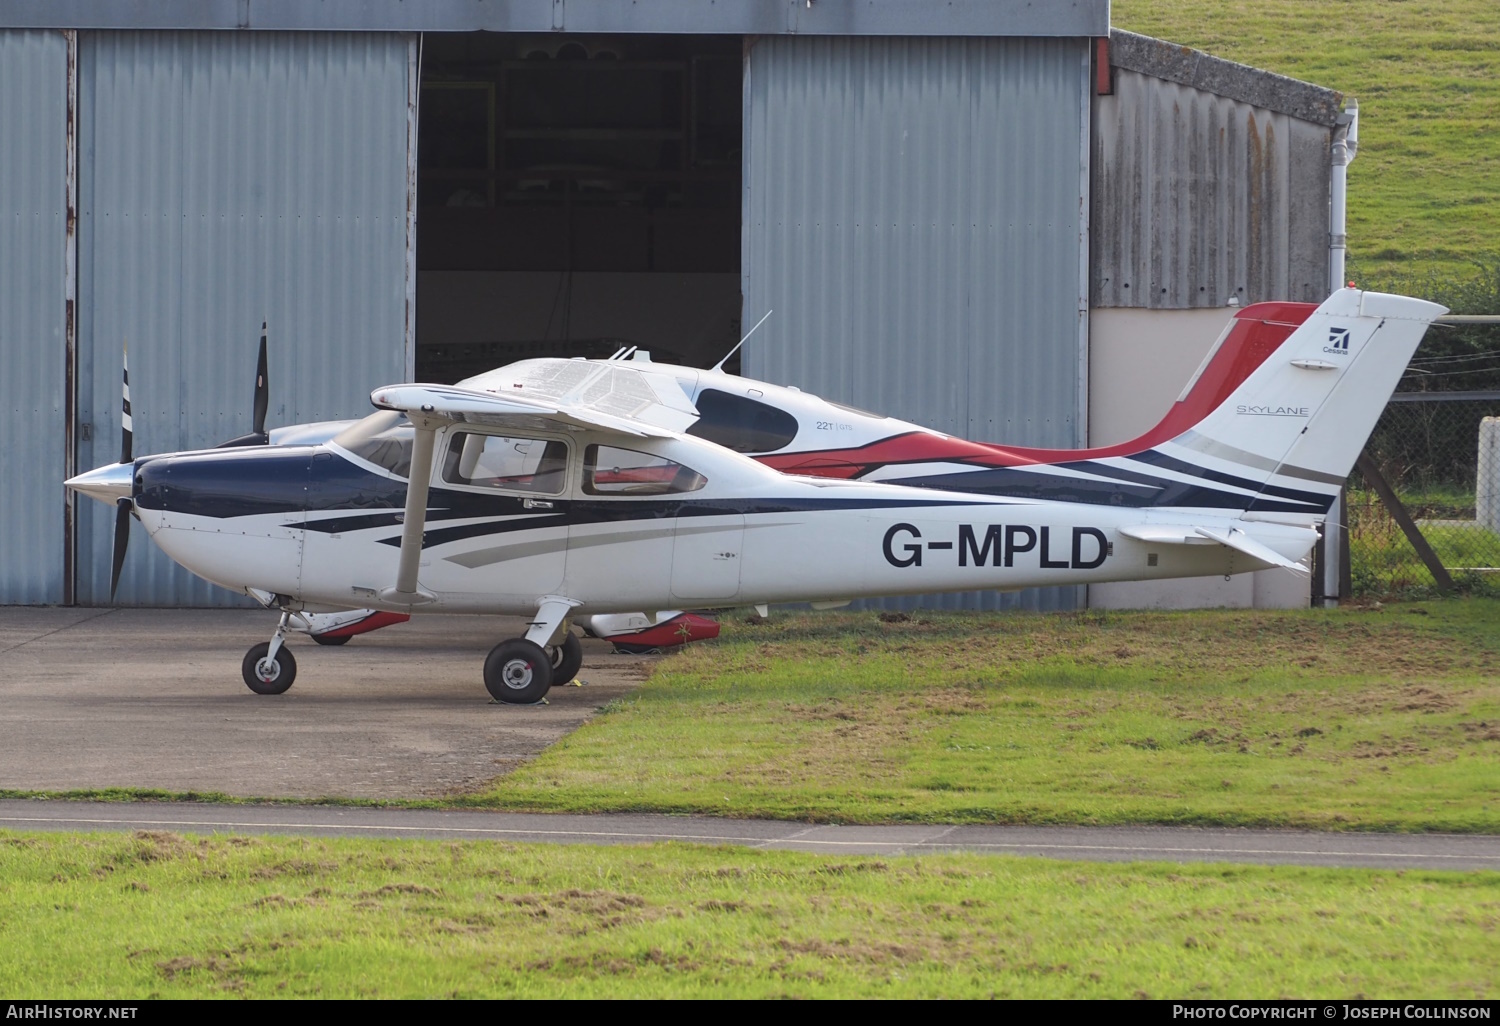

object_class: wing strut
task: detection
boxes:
[380,421,439,605]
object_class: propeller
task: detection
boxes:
[90,324,272,599]
[110,497,132,600]
[217,321,271,448]
[111,345,133,599]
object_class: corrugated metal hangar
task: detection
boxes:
[0,2,1348,611]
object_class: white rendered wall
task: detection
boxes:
[1087,306,1311,610]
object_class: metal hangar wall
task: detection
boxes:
[0,2,1210,612]
[741,34,1092,611]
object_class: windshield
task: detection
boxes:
[330,410,414,478]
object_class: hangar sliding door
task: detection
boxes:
[75,31,415,606]
[0,31,69,604]
[742,36,1092,611]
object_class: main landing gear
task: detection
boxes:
[483,597,583,704]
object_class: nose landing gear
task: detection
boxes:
[242,611,298,695]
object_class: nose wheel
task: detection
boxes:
[242,641,297,694]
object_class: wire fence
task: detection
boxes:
[1349,396,1500,598]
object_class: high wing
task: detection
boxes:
[367,361,702,605]
[373,359,700,438]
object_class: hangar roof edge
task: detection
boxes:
[1110,28,1345,127]
[0,0,1109,37]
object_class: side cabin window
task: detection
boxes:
[442,432,569,494]
[686,388,799,453]
[582,445,706,496]
[330,410,415,478]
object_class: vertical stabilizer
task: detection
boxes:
[1151,288,1445,517]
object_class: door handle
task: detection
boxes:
[523,498,555,510]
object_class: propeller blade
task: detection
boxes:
[119,345,133,464]
[252,321,268,438]
[110,497,132,600]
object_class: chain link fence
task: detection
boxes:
[1349,392,1500,598]
[1340,265,1500,599]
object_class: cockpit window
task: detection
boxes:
[583,445,706,496]
[442,432,569,494]
[330,410,414,478]
[686,388,799,453]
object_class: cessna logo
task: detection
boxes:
[1323,326,1352,355]
[883,523,1109,570]
[1236,404,1310,417]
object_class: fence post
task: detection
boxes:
[1354,452,1455,596]
[1319,492,1343,608]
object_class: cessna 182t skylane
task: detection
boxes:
[65,288,1443,703]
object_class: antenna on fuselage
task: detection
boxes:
[710,309,773,375]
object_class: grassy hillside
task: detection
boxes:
[1112,0,1500,280]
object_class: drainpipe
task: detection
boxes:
[1329,99,1359,294]
[1322,99,1358,608]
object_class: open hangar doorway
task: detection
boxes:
[415,33,744,382]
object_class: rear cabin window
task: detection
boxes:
[583,445,707,496]
[330,410,415,478]
[686,388,798,453]
[442,433,569,494]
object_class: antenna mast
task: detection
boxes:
[711,310,773,374]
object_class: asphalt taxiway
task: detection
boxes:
[0,607,650,799]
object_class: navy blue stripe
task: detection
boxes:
[394,494,1006,550]
[1127,450,1336,512]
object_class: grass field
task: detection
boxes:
[1,830,1493,998]
[1112,0,1500,280]
[472,603,1500,832]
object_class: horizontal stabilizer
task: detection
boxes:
[1194,526,1309,574]
[1117,525,1217,546]
[1118,523,1310,574]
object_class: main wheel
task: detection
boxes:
[242,642,297,695]
[547,631,584,684]
[311,633,351,647]
[483,639,553,704]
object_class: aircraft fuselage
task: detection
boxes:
[132,428,1311,617]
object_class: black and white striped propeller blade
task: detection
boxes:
[119,344,132,464]
[112,345,133,599]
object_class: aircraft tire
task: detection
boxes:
[310,633,351,647]
[484,639,553,704]
[548,632,584,684]
[242,642,297,695]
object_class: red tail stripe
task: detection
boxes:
[757,301,1317,477]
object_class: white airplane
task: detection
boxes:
[66,288,1444,703]
[306,292,1322,650]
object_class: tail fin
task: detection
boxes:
[1149,287,1445,518]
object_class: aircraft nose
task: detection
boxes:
[64,461,135,505]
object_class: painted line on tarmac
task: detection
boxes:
[2,814,1498,863]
